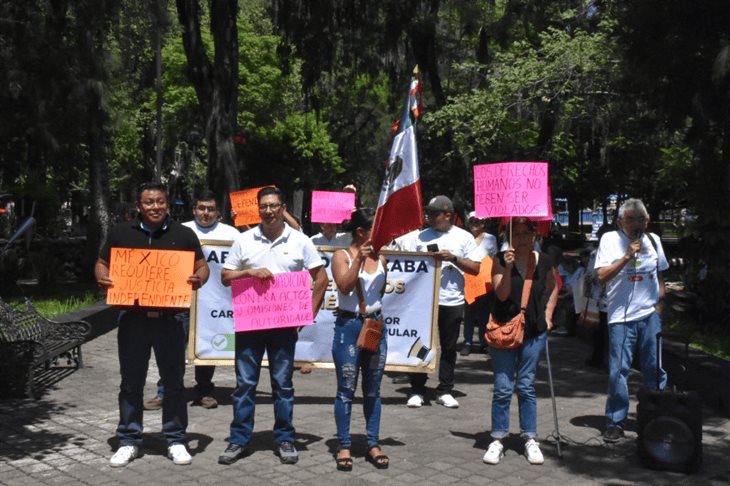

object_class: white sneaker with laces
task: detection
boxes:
[435,393,459,408]
[168,443,192,465]
[524,438,544,465]
[110,445,138,467]
[482,440,504,465]
[406,394,424,408]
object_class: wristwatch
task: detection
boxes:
[450,255,458,263]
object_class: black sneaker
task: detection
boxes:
[460,345,472,356]
[603,426,624,443]
[277,441,298,464]
[218,443,247,465]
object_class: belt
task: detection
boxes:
[336,308,382,320]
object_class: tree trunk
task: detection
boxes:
[176,0,240,218]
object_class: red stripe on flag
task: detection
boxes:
[370,181,423,252]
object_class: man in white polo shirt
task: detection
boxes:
[595,198,668,443]
[218,187,327,465]
[404,195,481,409]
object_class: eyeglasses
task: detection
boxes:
[624,216,647,223]
[259,203,283,211]
[140,199,167,208]
[195,206,217,213]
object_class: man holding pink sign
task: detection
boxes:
[219,187,327,466]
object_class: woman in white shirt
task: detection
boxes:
[330,209,389,471]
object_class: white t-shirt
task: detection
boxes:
[473,232,498,260]
[594,231,669,324]
[310,231,352,248]
[405,226,480,306]
[224,224,323,274]
[388,229,421,251]
[182,220,240,240]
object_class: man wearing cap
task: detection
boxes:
[403,195,481,408]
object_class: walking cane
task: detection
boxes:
[544,337,564,458]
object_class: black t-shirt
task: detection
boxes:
[492,251,554,340]
[100,216,204,261]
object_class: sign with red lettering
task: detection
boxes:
[230,186,270,227]
[310,190,356,224]
[231,271,313,332]
[473,162,549,218]
[107,248,195,308]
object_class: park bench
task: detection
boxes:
[0,297,90,398]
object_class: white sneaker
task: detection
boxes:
[483,440,504,465]
[407,394,424,408]
[435,393,459,408]
[110,445,138,467]
[168,443,192,465]
[524,438,544,465]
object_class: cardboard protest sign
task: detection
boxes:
[473,162,549,218]
[464,256,493,305]
[231,270,313,332]
[107,248,195,308]
[230,186,269,227]
[310,190,356,224]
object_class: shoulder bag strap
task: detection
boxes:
[519,252,536,312]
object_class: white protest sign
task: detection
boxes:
[189,243,440,372]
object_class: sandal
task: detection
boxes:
[336,449,353,471]
[366,445,389,469]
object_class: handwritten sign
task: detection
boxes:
[473,162,549,218]
[231,270,313,332]
[230,186,269,227]
[464,256,493,305]
[107,248,194,308]
[311,190,356,224]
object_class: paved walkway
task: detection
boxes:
[1,324,728,485]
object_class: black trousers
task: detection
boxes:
[410,304,464,394]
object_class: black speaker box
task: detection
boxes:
[636,331,703,474]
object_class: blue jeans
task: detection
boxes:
[606,311,667,427]
[332,315,387,449]
[116,311,187,445]
[489,331,547,439]
[229,328,298,446]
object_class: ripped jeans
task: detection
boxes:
[332,314,387,450]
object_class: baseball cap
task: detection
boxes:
[467,211,477,220]
[425,195,454,213]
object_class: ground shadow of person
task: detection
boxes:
[323,435,406,459]
[570,415,637,434]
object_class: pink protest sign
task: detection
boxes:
[311,190,356,224]
[473,162,549,218]
[231,271,313,332]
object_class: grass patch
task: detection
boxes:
[5,282,101,319]
[665,318,730,361]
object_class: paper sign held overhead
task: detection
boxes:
[231,271,313,332]
[310,190,356,224]
[107,248,195,308]
[473,162,549,219]
[230,186,271,227]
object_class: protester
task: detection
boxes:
[552,255,583,337]
[594,198,668,443]
[330,208,389,471]
[94,182,210,467]
[402,195,480,409]
[218,187,328,465]
[462,212,498,355]
[142,191,239,411]
[310,223,352,247]
[483,217,558,466]
[585,224,613,368]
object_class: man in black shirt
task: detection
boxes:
[95,182,209,467]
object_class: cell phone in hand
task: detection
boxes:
[427,243,439,252]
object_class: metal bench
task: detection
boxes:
[0,298,90,398]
